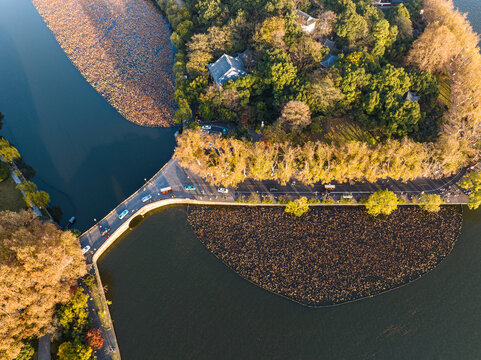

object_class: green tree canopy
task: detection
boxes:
[459,170,481,210]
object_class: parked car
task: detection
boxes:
[141,194,152,202]
[218,187,229,194]
[201,125,212,130]
[342,193,353,199]
[81,245,91,255]
[118,209,129,220]
[269,187,279,191]
[184,185,196,191]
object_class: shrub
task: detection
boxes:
[321,198,335,204]
[418,193,444,212]
[307,198,320,204]
[82,274,97,290]
[262,198,273,204]
[365,189,399,216]
[285,197,309,217]
[235,198,245,203]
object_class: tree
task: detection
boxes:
[406,24,460,73]
[458,170,481,210]
[195,0,223,27]
[85,328,104,350]
[418,193,444,212]
[0,210,86,359]
[365,189,399,216]
[57,341,92,360]
[371,19,398,57]
[0,138,20,162]
[285,197,309,217]
[307,75,344,113]
[335,0,369,46]
[16,181,50,209]
[14,342,34,360]
[289,36,327,72]
[255,17,286,48]
[278,100,311,131]
[57,289,90,341]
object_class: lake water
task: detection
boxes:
[0,0,176,230]
[1,0,480,358]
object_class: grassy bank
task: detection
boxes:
[188,205,463,306]
[0,175,26,212]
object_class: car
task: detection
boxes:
[218,187,228,194]
[269,187,279,191]
[81,245,91,255]
[184,185,196,191]
[342,193,353,199]
[141,194,152,202]
[118,209,129,220]
[201,125,212,130]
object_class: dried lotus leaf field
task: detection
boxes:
[188,206,463,306]
[32,0,175,126]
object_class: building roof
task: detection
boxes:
[207,54,248,86]
[321,54,338,68]
[296,9,318,26]
[404,91,420,102]
[322,38,336,52]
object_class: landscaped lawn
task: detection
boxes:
[0,175,27,212]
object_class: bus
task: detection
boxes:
[160,186,172,194]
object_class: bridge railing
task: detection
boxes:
[80,158,176,243]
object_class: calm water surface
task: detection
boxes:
[0,0,176,230]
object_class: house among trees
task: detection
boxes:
[372,0,404,8]
[404,91,420,102]
[296,9,318,34]
[321,38,336,52]
[207,53,248,86]
[321,54,338,68]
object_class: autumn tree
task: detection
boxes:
[406,24,459,73]
[365,189,400,216]
[16,181,50,209]
[255,17,286,48]
[57,341,92,360]
[0,210,86,359]
[85,328,104,350]
[458,170,481,210]
[418,193,444,212]
[57,289,90,341]
[0,138,20,163]
[278,100,311,131]
[285,197,309,217]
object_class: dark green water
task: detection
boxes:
[0,0,176,230]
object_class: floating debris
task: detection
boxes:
[188,206,463,306]
[33,0,175,126]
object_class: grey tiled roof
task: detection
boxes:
[207,54,247,86]
[296,9,318,26]
[404,91,420,102]
[321,54,337,67]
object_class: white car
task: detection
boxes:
[118,209,129,219]
[201,125,212,130]
[141,194,152,202]
[81,245,91,255]
[218,187,228,194]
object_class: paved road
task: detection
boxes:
[79,157,472,360]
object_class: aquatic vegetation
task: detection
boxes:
[188,206,462,306]
[32,0,175,127]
